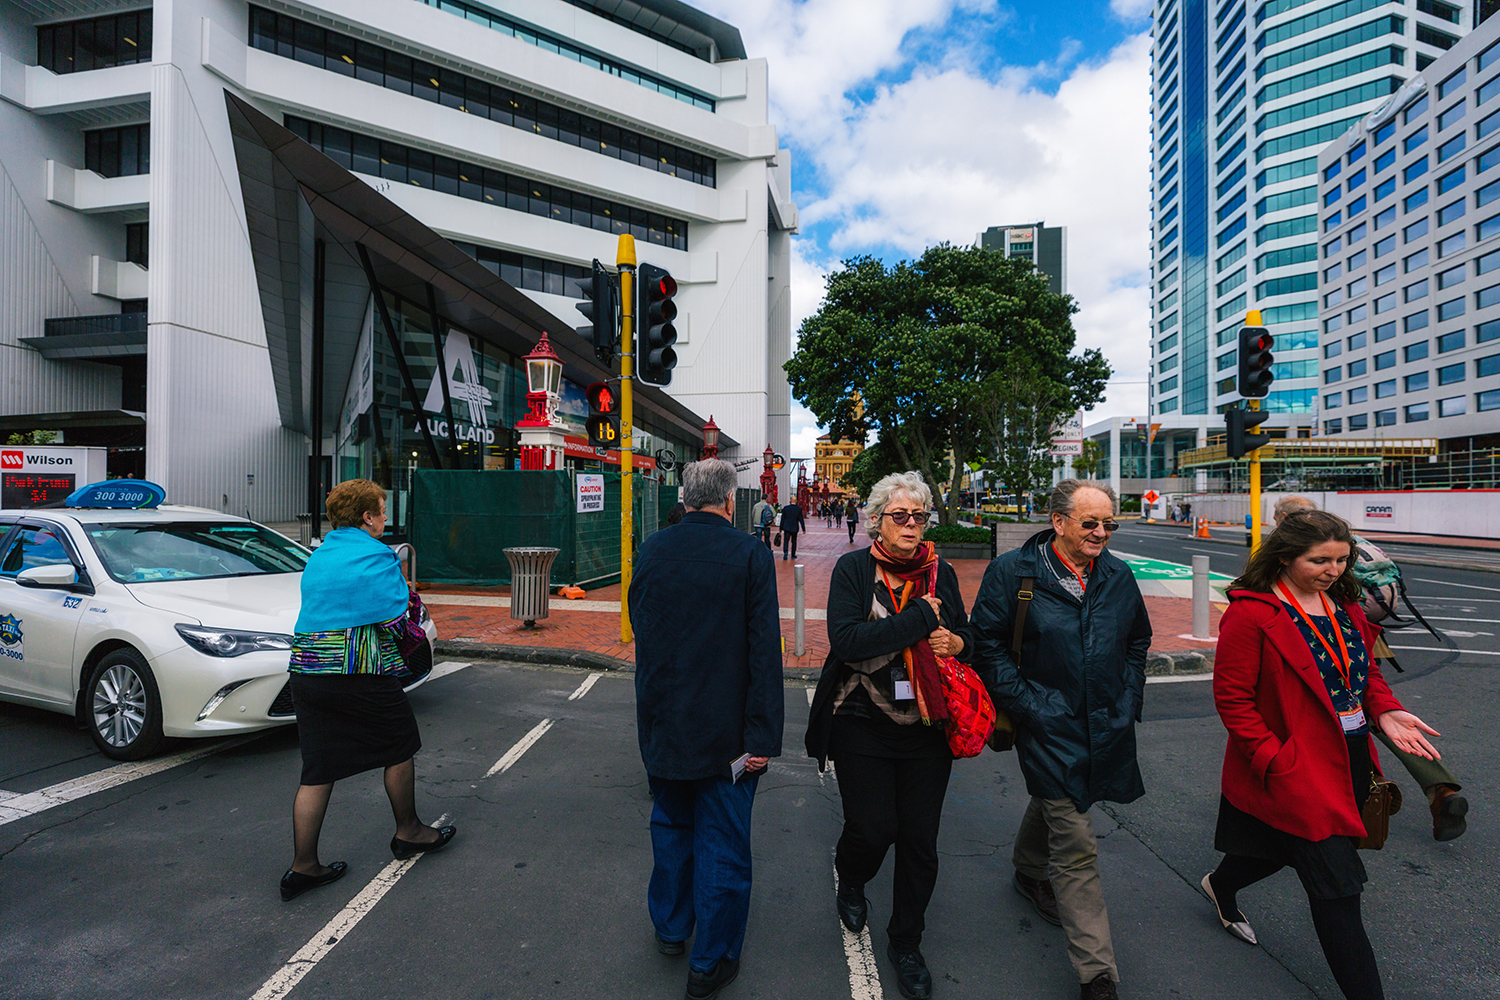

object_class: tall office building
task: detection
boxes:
[1150,0,1471,428]
[977,222,1067,294]
[0,0,796,519]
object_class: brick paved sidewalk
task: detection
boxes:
[423,520,1223,672]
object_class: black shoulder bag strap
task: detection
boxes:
[1011,577,1036,663]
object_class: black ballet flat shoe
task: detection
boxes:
[280,861,348,901]
[390,824,457,860]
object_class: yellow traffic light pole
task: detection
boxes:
[1246,309,1264,555]
[617,235,636,643]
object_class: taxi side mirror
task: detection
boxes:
[16,564,81,589]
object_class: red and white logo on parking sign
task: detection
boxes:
[0,451,22,470]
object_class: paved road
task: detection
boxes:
[2,639,1493,999]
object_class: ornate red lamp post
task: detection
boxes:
[701,415,721,460]
[517,332,566,471]
[759,444,778,504]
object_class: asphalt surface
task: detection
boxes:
[1,538,1495,999]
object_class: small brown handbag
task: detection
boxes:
[1355,773,1403,850]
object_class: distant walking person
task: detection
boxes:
[970,480,1151,1000]
[847,499,860,544]
[630,459,785,1000]
[751,495,775,549]
[280,479,454,902]
[1205,509,1441,1000]
[835,502,845,529]
[781,498,806,560]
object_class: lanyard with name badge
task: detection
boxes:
[882,573,917,702]
[1276,581,1365,733]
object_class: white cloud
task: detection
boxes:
[1110,0,1155,20]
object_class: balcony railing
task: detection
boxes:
[44,312,146,338]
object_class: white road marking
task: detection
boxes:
[833,853,883,1000]
[1420,616,1500,623]
[806,688,816,706]
[249,814,452,1000]
[423,593,828,618]
[568,672,603,700]
[485,719,554,777]
[0,735,258,827]
[425,660,473,682]
[1413,578,1500,593]
[1388,645,1500,656]
[1146,673,1215,684]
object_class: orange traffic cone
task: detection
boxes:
[1195,518,1212,539]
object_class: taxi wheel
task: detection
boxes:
[86,649,166,760]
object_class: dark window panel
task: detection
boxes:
[487,84,513,127]
[385,52,413,95]
[406,148,433,188]
[119,126,138,175]
[536,102,559,141]
[56,23,74,72]
[100,128,120,177]
[528,181,550,217]
[293,21,323,68]
[458,163,482,201]
[522,256,543,291]
[74,20,94,72]
[433,156,459,195]
[506,174,529,213]
[513,94,536,133]
[355,40,384,85]
[379,141,407,183]
[439,68,465,109]
[326,32,356,76]
[275,12,295,59]
[324,126,353,169]
[352,133,380,175]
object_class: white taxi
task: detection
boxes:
[0,484,436,760]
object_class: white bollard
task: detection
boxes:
[1192,554,1211,641]
[794,563,806,656]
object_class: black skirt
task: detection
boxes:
[290,672,422,785]
[1214,734,1373,900]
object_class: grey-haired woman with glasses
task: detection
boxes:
[805,471,974,1000]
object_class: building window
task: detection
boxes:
[1415,23,1459,50]
[1374,322,1396,341]
[1406,341,1430,362]
[1438,264,1466,289]
[1438,329,1466,352]
[448,241,590,298]
[1374,234,1395,257]
[1405,311,1430,332]
[1374,263,1396,285]
[1376,378,1397,398]
[1479,389,1500,411]
[1477,282,1500,309]
[1437,134,1467,163]
[1324,418,1343,433]
[1374,292,1396,313]
[84,124,149,178]
[124,222,148,268]
[1350,385,1370,403]
[1438,296,1466,321]
[1375,408,1397,426]
[1349,358,1370,376]
[286,117,689,250]
[1349,412,1370,429]
[1438,232,1467,257]
[1438,165,1466,194]
[1481,319,1500,343]
[1404,402,1430,421]
[1438,198,1467,227]
[36,11,152,74]
[1374,351,1397,371]
[1325,366,1343,384]
[250,8,717,186]
[1405,277,1429,301]
[1404,218,1429,243]
[1438,395,1466,416]
[1405,371,1429,392]
[1437,65,1467,98]
[1348,331,1368,349]
[1440,360,1466,383]
[1405,188,1430,213]
[1325,392,1343,408]
[1479,212,1500,242]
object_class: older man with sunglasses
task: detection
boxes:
[970,480,1153,1000]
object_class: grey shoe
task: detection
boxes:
[1201,873,1257,945]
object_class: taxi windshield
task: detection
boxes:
[84,522,309,583]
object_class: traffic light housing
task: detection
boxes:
[585,381,620,450]
[575,260,617,366]
[1237,325,1275,398]
[1226,405,1271,459]
[637,263,678,387]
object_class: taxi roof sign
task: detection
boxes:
[66,479,166,509]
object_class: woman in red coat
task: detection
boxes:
[1204,510,1440,1000]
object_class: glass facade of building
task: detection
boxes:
[1151,0,1471,421]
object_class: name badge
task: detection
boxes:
[1338,706,1367,733]
[892,664,913,702]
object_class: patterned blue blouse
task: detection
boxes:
[1281,601,1370,735]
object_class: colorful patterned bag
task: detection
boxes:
[938,655,997,758]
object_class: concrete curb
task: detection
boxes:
[1175,532,1500,575]
[435,639,826,682]
[1147,648,1214,676]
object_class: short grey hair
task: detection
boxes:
[1049,479,1118,518]
[866,471,933,539]
[682,458,737,510]
[1274,495,1318,523]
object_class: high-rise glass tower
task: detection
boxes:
[1150,0,1473,425]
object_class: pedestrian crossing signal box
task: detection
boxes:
[586,381,620,450]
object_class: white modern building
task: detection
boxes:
[1317,16,1500,441]
[1149,0,1472,431]
[0,0,796,521]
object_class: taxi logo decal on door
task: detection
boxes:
[0,614,22,661]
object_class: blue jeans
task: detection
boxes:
[648,773,760,973]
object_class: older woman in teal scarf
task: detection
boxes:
[279,479,456,902]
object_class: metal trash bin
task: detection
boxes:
[505,547,560,630]
[296,513,313,547]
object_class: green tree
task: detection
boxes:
[1071,438,1105,480]
[5,430,57,445]
[787,244,1109,525]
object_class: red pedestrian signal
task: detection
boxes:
[586,381,619,449]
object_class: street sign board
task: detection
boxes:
[1050,410,1084,457]
[1142,489,1161,505]
[577,473,605,512]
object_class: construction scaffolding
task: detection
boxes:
[1164,437,1500,492]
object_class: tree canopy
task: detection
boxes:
[786,244,1110,524]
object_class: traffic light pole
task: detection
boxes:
[617,235,636,644]
[1248,398,1263,555]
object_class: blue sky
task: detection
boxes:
[693,0,1158,456]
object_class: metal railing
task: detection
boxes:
[44,313,147,338]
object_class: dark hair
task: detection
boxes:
[1230,509,1362,603]
[666,502,687,526]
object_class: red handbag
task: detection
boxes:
[938,656,997,758]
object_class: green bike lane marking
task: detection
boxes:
[1117,555,1235,582]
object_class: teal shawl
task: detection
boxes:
[295,527,409,633]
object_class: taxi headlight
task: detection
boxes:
[175,624,294,658]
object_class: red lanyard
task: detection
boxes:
[1276,581,1353,691]
[882,573,912,613]
[1051,543,1092,593]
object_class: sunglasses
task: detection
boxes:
[880,510,931,526]
[1060,513,1120,533]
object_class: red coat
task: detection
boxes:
[1214,589,1404,842]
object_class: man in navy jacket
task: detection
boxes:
[630,458,784,1000]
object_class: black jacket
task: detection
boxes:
[779,503,805,533]
[970,528,1152,811]
[804,548,974,770]
[630,511,784,780]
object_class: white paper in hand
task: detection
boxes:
[730,753,752,783]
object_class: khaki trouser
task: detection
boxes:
[1013,796,1118,984]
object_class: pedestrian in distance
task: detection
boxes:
[835,502,844,529]
[666,501,687,526]
[279,479,454,902]
[780,497,805,560]
[846,498,860,544]
[630,458,785,1000]
[970,480,1151,1000]
[1272,495,1469,841]
[1204,509,1442,1000]
[751,495,775,549]
[805,471,974,1000]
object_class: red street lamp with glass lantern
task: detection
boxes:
[759,444,778,504]
[701,415,721,460]
[517,332,566,470]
